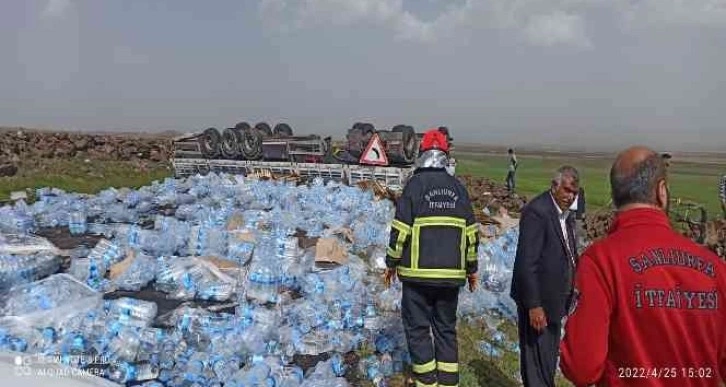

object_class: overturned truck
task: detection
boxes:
[171,122,431,189]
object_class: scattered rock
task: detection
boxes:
[458,175,527,218]
[0,162,18,177]
[0,129,173,165]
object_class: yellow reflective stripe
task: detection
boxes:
[414,216,466,227]
[465,224,478,263]
[459,225,467,269]
[412,217,467,271]
[411,225,421,269]
[438,384,458,387]
[415,381,438,387]
[466,225,478,245]
[392,219,411,233]
[386,246,401,259]
[389,219,411,259]
[397,267,466,280]
[412,360,436,374]
[437,362,458,373]
[394,227,408,257]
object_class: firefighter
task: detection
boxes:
[560,146,726,386]
[384,128,479,387]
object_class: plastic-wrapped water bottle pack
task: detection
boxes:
[0,172,521,385]
[457,226,519,320]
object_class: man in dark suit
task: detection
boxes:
[510,165,580,387]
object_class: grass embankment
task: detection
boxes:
[456,152,723,218]
[0,159,171,200]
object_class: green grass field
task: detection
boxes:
[0,159,170,201]
[455,152,723,218]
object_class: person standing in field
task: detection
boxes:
[506,148,518,193]
[560,146,726,386]
[720,173,726,219]
[510,165,580,387]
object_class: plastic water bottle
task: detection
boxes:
[330,352,347,377]
[87,239,122,267]
[198,282,235,301]
[107,298,158,325]
[68,211,87,235]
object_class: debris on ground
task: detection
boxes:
[703,219,726,259]
[458,175,527,218]
[583,210,615,242]
[0,174,522,386]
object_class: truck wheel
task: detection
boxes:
[255,122,272,137]
[392,125,417,164]
[240,127,264,160]
[232,122,250,159]
[359,123,375,136]
[199,127,222,159]
[346,127,364,158]
[273,123,293,137]
[221,128,241,159]
[234,122,251,131]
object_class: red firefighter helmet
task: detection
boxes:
[419,128,450,153]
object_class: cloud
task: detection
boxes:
[257,0,726,47]
[41,0,72,20]
[524,11,592,48]
[618,0,726,29]
[257,0,595,46]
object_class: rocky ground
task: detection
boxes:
[0,128,173,176]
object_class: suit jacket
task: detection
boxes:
[510,191,578,323]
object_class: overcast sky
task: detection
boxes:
[1,0,725,151]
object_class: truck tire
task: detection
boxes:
[232,122,250,159]
[234,121,251,131]
[359,123,376,136]
[199,127,222,159]
[392,125,417,164]
[273,123,293,137]
[221,128,241,159]
[240,127,264,160]
[255,122,272,137]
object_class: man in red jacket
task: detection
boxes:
[560,146,726,386]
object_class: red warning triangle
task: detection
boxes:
[359,133,389,166]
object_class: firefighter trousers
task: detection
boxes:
[402,282,460,387]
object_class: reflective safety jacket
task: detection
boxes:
[385,166,479,287]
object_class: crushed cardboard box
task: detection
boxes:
[314,237,348,265]
[109,250,135,280]
[200,256,241,270]
[229,230,256,243]
[226,213,245,231]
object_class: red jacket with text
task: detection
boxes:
[560,208,726,386]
